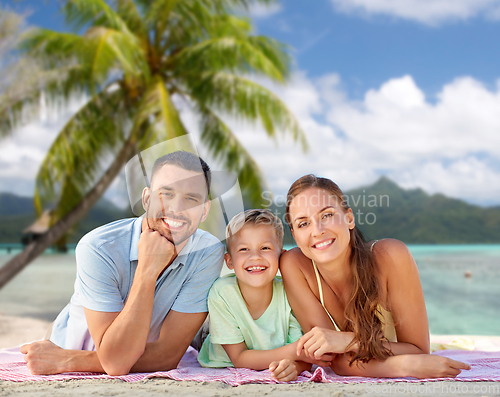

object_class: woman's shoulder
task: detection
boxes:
[371,238,410,255]
[280,247,314,281]
[371,238,415,274]
[279,247,312,271]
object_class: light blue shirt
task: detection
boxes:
[50,216,224,350]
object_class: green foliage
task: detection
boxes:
[347,177,500,244]
[0,193,132,243]
[1,0,305,227]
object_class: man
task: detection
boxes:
[21,151,224,375]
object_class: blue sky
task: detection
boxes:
[256,0,500,99]
[2,0,500,206]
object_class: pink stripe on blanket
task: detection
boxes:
[1,347,499,384]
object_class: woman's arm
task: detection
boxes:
[330,352,470,378]
[374,239,430,354]
[280,243,469,378]
[280,249,338,332]
[282,242,430,357]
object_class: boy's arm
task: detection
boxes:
[269,359,311,382]
[222,342,295,370]
[222,341,319,371]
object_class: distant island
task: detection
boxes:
[0,177,499,245]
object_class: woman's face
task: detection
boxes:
[289,187,355,265]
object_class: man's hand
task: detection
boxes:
[137,227,176,278]
[20,340,74,375]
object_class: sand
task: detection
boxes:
[0,314,49,350]
[2,377,500,397]
[1,315,499,397]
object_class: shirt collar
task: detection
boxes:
[129,216,144,262]
[130,215,196,268]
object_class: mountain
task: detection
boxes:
[343,177,500,244]
[1,177,499,245]
[0,194,133,244]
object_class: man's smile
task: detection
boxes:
[162,217,187,231]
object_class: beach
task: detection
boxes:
[1,246,500,395]
[1,314,500,396]
[2,377,500,397]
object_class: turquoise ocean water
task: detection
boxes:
[0,244,499,335]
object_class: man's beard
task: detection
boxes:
[146,211,192,246]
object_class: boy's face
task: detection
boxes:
[225,224,281,290]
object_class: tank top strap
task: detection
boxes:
[370,240,379,252]
[312,260,340,332]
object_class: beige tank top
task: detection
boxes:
[312,240,397,342]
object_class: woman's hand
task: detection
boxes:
[269,359,300,382]
[296,327,356,359]
[402,354,471,379]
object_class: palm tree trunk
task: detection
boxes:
[0,137,137,289]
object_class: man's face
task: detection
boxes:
[142,164,210,247]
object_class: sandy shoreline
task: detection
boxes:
[1,378,500,397]
[1,315,499,397]
[0,314,50,350]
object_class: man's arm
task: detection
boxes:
[130,310,206,372]
[83,227,176,375]
[21,310,206,375]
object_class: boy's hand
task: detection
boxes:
[269,359,299,382]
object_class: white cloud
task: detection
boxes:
[247,3,282,19]
[2,72,500,208]
[0,94,87,196]
[214,72,500,206]
[329,0,500,25]
[396,157,500,204]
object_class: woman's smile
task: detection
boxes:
[312,238,336,250]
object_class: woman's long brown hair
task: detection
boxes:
[285,174,392,365]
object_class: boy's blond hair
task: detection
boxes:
[225,209,284,254]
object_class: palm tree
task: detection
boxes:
[0,0,306,288]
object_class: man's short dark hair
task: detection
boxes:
[151,151,211,199]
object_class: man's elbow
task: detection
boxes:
[158,355,181,371]
[103,364,132,376]
[99,348,145,376]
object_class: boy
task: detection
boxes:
[197,209,329,382]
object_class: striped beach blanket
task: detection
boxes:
[1,346,500,384]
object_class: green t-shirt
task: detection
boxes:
[197,274,303,368]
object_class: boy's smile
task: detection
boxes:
[225,224,281,290]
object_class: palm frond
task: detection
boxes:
[22,27,149,93]
[187,72,307,150]
[34,87,128,218]
[112,0,148,40]
[85,26,150,84]
[134,75,189,151]
[199,106,266,205]
[62,0,133,33]
[171,36,288,81]
[0,62,84,136]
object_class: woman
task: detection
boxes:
[280,174,470,378]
